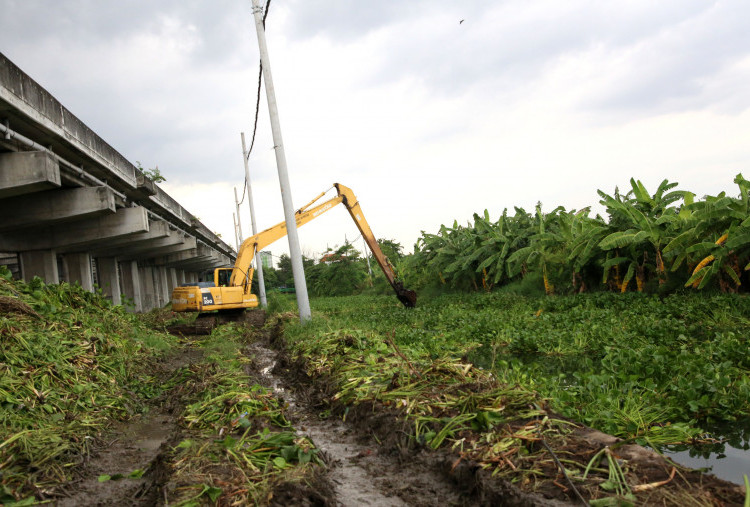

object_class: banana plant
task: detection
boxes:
[598,179,687,290]
[566,210,609,292]
[506,204,571,294]
[677,174,750,290]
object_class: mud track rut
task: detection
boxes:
[53,327,560,506]
[248,337,470,506]
[55,350,203,506]
[54,335,477,506]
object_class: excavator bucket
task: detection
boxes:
[393,281,417,308]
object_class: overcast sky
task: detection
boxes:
[2,0,750,263]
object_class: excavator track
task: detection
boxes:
[167,309,266,336]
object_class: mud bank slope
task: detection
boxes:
[271,314,747,506]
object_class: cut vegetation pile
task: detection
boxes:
[281,294,748,505]
[2,262,748,505]
[0,269,324,505]
[162,323,324,506]
[0,266,177,503]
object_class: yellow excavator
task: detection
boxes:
[171,183,417,314]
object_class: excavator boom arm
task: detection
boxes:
[229,183,416,307]
[334,184,417,307]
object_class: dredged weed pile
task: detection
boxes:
[164,323,322,505]
[280,294,748,505]
[0,267,177,503]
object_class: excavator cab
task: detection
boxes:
[215,268,232,287]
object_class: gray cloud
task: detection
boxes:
[280,0,749,116]
[2,0,750,189]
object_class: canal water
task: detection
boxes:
[661,418,750,486]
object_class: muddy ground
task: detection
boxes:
[49,319,746,506]
[53,348,203,506]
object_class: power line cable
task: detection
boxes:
[246,0,271,161]
[239,0,272,206]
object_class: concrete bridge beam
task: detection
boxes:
[0,151,60,198]
[80,220,171,254]
[19,249,58,284]
[167,252,222,272]
[0,186,116,232]
[0,206,149,251]
[168,257,216,271]
[111,235,197,261]
[152,243,214,266]
[93,233,184,259]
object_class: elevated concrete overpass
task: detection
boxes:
[0,52,236,311]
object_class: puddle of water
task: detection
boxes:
[501,353,750,487]
[664,443,749,486]
[661,419,750,486]
[57,410,173,507]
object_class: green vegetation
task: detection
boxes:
[136,161,167,183]
[0,269,320,505]
[405,175,750,295]
[260,238,406,297]
[290,293,750,446]
[165,323,321,506]
[280,293,749,502]
[0,266,179,502]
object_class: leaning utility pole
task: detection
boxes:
[232,212,240,251]
[250,0,311,321]
[241,131,267,308]
[233,187,243,241]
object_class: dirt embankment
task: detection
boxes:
[264,318,747,506]
[247,330,477,506]
[257,323,565,506]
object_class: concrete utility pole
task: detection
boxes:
[232,212,240,251]
[250,0,311,321]
[241,131,267,308]
[234,187,243,241]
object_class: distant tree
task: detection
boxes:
[275,253,313,287]
[251,265,279,295]
[377,238,404,263]
[277,254,293,286]
[307,242,367,297]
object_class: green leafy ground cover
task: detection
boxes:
[300,292,750,445]
[0,269,320,505]
[0,267,179,503]
[279,292,749,503]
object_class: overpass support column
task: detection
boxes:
[184,271,195,284]
[139,267,156,311]
[120,260,142,312]
[157,267,169,307]
[97,257,121,305]
[176,269,186,286]
[169,268,178,294]
[63,253,94,291]
[19,250,59,284]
